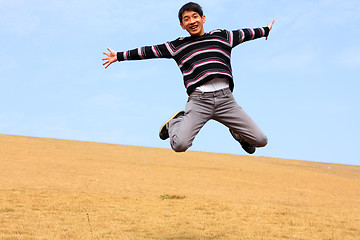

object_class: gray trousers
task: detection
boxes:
[168,87,268,152]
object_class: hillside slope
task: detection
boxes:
[0,134,359,239]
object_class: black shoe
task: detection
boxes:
[159,110,185,140]
[229,129,256,154]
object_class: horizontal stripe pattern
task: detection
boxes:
[186,71,233,88]
[178,48,230,68]
[183,60,228,76]
[117,27,269,94]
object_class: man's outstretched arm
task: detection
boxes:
[102,42,174,69]
[266,19,275,40]
[230,19,275,47]
[102,47,117,69]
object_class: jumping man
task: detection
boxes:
[103,2,275,154]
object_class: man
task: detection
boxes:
[103,2,275,154]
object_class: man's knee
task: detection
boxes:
[170,135,191,152]
[255,135,268,148]
[171,141,189,152]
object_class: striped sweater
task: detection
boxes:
[117,27,270,95]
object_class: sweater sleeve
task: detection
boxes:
[231,26,269,47]
[117,42,173,62]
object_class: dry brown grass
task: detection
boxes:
[0,134,359,239]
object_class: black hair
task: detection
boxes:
[178,2,203,23]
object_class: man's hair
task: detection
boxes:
[178,2,203,23]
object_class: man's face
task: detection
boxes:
[180,10,206,37]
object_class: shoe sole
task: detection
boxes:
[159,110,185,140]
[229,129,256,154]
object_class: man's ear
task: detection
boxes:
[180,22,185,30]
[202,15,206,23]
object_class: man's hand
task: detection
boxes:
[266,19,275,40]
[102,47,117,69]
[267,19,275,31]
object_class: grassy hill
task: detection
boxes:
[0,134,359,239]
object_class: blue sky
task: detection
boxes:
[1,0,359,165]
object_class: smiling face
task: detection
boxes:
[180,10,206,37]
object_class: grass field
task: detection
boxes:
[0,134,359,239]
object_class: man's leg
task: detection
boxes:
[159,110,185,140]
[168,94,212,152]
[213,89,268,148]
